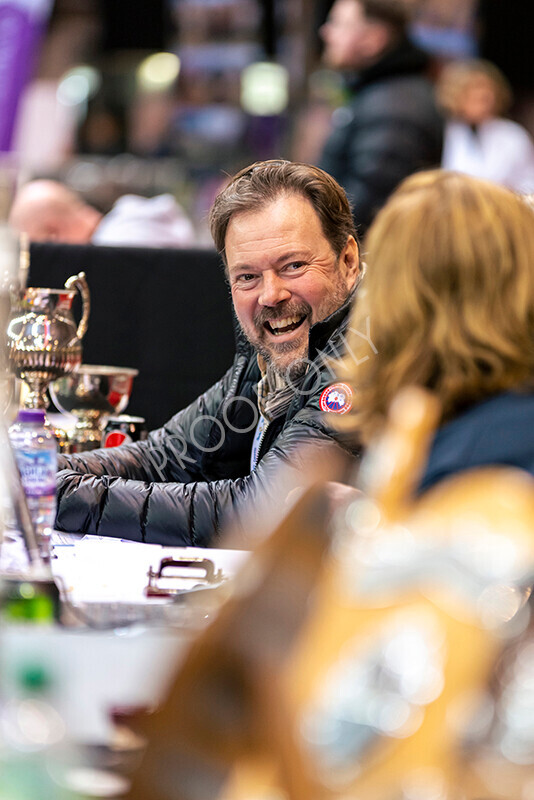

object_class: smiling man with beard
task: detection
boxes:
[55,160,365,546]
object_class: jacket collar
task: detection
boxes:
[308,288,356,355]
[346,36,430,92]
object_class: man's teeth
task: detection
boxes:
[268,315,304,334]
[270,315,301,330]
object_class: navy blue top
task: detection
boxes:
[420,390,534,492]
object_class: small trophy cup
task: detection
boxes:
[7,271,90,412]
[50,364,139,451]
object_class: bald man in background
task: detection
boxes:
[9,179,196,248]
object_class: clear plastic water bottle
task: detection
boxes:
[8,409,57,559]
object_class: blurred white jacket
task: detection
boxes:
[442,118,534,193]
[92,193,196,248]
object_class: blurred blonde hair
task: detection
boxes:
[340,170,534,444]
[436,58,512,117]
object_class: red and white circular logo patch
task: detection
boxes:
[319,382,353,414]
[103,431,131,448]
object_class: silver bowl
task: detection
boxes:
[50,365,139,451]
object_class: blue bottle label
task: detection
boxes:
[15,449,56,496]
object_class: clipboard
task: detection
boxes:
[145,556,226,598]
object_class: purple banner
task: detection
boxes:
[0,0,53,152]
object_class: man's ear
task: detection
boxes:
[341,235,361,290]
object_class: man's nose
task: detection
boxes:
[258,273,291,306]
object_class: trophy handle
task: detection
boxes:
[64,271,90,340]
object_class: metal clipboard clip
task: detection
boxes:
[145,556,225,598]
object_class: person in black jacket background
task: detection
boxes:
[319,0,444,234]
[56,160,366,547]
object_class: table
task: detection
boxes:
[0,533,249,743]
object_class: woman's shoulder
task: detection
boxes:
[456,388,534,417]
[420,390,534,492]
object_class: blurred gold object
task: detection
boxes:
[290,473,534,800]
[124,387,534,800]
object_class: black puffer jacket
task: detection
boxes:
[56,298,362,547]
[320,37,444,233]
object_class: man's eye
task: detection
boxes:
[235,273,256,283]
[286,262,305,271]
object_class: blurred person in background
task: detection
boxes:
[340,169,534,491]
[437,59,534,193]
[8,179,196,248]
[77,103,126,157]
[319,0,443,234]
[54,160,363,546]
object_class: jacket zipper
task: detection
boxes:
[252,417,270,471]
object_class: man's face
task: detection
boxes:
[321,0,385,71]
[226,192,359,377]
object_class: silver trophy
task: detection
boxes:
[50,364,139,451]
[7,271,90,412]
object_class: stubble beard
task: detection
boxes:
[240,281,351,381]
[244,300,311,381]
